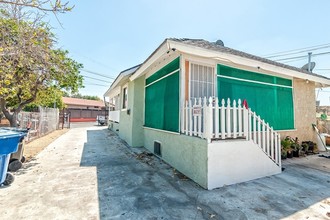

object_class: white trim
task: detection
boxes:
[185,55,217,66]
[145,68,180,88]
[143,126,180,135]
[106,86,121,99]
[167,40,330,87]
[145,55,180,79]
[218,75,293,89]
[130,41,170,81]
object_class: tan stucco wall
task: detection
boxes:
[278,78,317,143]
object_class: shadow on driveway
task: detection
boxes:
[80,129,330,220]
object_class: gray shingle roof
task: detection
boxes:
[168,38,329,80]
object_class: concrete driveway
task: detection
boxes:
[0,126,330,220]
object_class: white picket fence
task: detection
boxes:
[181,97,281,166]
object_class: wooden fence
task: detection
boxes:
[181,97,281,166]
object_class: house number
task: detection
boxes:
[193,106,201,116]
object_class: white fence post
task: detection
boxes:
[238,99,242,136]
[214,98,219,138]
[278,133,281,167]
[248,109,252,141]
[270,127,274,160]
[262,120,266,152]
[193,99,197,136]
[221,99,226,139]
[185,101,189,135]
[233,100,237,138]
[197,98,202,137]
[257,116,261,148]
[202,97,208,139]
[204,97,213,141]
[188,99,193,136]
[266,123,270,155]
[243,107,249,140]
[226,98,231,138]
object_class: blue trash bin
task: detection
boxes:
[0,129,26,186]
[1,127,28,171]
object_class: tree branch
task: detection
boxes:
[0,0,73,13]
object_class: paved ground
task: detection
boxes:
[0,125,330,220]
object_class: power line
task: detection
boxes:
[71,51,120,73]
[274,51,330,62]
[82,75,113,84]
[262,42,330,57]
[265,44,330,59]
[84,83,109,87]
[282,57,307,64]
[81,69,116,79]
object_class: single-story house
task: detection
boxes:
[62,97,106,122]
[104,38,330,190]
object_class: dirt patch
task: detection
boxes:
[24,129,68,161]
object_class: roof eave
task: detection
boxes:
[167,40,330,87]
[129,39,170,81]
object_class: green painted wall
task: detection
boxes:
[131,76,145,147]
[144,128,208,188]
[119,76,145,147]
[217,64,294,130]
[119,80,134,146]
[145,57,180,132]
[108,122,120,135]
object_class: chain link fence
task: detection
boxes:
[18,107,59,142]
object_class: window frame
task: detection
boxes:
[189,62,216,100]
[122,85,128,110]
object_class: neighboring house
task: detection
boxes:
[62,97,106,122]
[104,38,330,190]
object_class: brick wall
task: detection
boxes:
[278,78,317,143]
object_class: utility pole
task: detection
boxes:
[307,52,312,72]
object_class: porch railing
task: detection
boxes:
[181,97,281,166]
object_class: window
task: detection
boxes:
[190,63,215,100]
[122,87,128,109]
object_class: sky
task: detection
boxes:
[48,0,330,104]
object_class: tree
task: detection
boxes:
[0,16,83,126]
[0,0,73,13]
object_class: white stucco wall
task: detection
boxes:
[207,140,281,190]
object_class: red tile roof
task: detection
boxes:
[62,97,105,107]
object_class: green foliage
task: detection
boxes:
[321,113,327,121]
[281,136,301,154]
[0,15,83,126]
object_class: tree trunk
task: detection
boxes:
[0,99,17,127]
[8,112,17,127]
[1,110,17,127]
